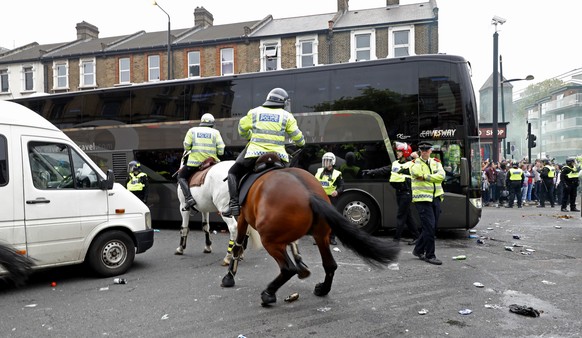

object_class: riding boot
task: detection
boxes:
[178,178,196,210]
[226,173,240,217]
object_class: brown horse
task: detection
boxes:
[221,167,400,306]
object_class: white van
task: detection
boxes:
[0,101,153,277]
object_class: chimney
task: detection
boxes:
[76,21,99,40]
[194,6,214,27]
[337,0,349,13]
[386,0,399,6]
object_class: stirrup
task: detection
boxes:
[229,202,240,217]
[182,197,197,212]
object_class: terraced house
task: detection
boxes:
[0,0,438,102]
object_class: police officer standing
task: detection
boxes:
[410,141,445,265]
[364,142,419,244]
[127,160,149,203]
[538,159,556,208]
[560,157,580,212]
[179,113,225,210]
[226,88,305,217]
[315,152,343,245]
[505,161,524,208]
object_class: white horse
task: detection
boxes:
[175,160,260,265]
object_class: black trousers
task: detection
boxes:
[539,180,555,207]
[561,184,579,209]
[395,191,419,240]
[413,199,441,260]
[507,182,522,207]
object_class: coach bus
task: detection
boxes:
[11,54,482,232]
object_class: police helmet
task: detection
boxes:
[128,160,141,172]
[566,157,575,165]
[200,113,215,127]
[322,152,336,168]
[263,88,290,111]
[511,161,518,168]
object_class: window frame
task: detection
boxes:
[22,66,34,92]
[53,61,69,90]
[148,55,161,82]
[350,29,376,62]
[260,39,281,72]
[79,57,96,88]
[220,48,234,76]
[187,50,201,78]
[119,57,131,84]
[0,68,9,93]
[296,35,318,68]
[388,25,415,58]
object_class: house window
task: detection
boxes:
[80,58,96,87]
[119,58,130,84]
[54,62,68,89]
[23,66,33,91]
[389,26,415,57]
[260,40,281,71]
[220,48,234,76]
[0,69,8,93]
[188,51,200,78]
[148,55,160,81]
[296,35,318,68]
[350,30,376,62]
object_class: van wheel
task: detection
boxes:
[87,231,135,277]
[335,192,380,234]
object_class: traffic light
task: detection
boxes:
[528,134,537,148]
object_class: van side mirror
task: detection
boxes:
[99,169,115,190]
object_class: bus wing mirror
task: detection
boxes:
[460,157,469,188]
[100,169,115,190]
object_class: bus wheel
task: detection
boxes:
[87,231,135,277]
[336,193,380,234]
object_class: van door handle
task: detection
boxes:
[26,198,51,204]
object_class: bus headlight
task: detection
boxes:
[145,212,152,229]
[470,198,482,209]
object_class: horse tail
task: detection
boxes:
[309,194,400,267]
[0,243,34,286]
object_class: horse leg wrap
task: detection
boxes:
[231,241,244,259]
[179,227,189,249]
[227,240,235,253]
[289,242,310,279]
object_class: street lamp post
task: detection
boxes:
[499,54,534,159]
[153,1,171,80]
[491,16,505,163]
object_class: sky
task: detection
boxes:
[2,0,581,97]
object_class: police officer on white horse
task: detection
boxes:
[225,88,305,217]
[178,113,225,210]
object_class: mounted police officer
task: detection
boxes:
[315,152,344,245]
[127,160,149,203]
[505,161,524,208]
[226,88,305,217]
[410,141,445,265]
[560,157,580,212]
[538,158,556,208]
[179,113,225,210]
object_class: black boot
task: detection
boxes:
[225,174,240,217]
[178,178,196,210]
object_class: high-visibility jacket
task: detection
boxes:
[239,106,305,162]
[390,159,412,183]
[410,157,445,202]
[562,165,580,184]
[542,164,555,179]
[315,168,342,195]
[127,172,147,191]
[508,168,524,181]
[183,126,225,167]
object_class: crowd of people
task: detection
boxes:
[481,157,581,212]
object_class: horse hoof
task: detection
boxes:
[297,269,311,280]
[261,290,276,306]
[174,248,184,255]
[221,274,235,288]
[221,259,230,266]
[203,248,212,254]
[314,282,330,297]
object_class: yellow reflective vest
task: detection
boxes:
[239,106,305,162]
[410,157,445,202]
[315,168,341,195]
[508,168,524,181]
[390,159,412,183]
[543,165,555,178]
[183,126,225,167]
[127,172,147,191]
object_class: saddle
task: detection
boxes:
[188,158,217,187]
[238,153,286,205]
